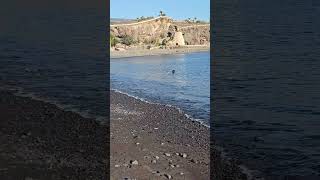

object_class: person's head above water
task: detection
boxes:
[172,70,175,74]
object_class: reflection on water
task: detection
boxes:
[111,52,210,123]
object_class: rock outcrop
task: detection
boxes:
[111,16,172,44]
[110,16,210,47]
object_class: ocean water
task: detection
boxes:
[111,52,210,124]
[0,0,108,120]
[213,0,320,178]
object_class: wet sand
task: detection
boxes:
[110,46,210,59]
[0,90,107,179]
[110,90,248,180]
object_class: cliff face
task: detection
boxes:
[110,16,210,46]
[110,16,172,44]
[181,25,210,45]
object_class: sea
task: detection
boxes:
[213,0,320,178]
[111,52,210,125]
[0,0,108,120]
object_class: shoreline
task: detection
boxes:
[0,90,107,179]
[110,45,210,59]
[110,89,249,179]
[111,88,210,128]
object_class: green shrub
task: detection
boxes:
[121,35,134,46]
[110,34,118,47]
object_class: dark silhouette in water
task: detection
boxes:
[172,70,175,74]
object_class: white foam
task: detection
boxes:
[111,88,210,128]
[0,85,106,123]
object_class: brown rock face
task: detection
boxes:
[110,16,210,46]
[181,25,210,45]
[110,17,173,44]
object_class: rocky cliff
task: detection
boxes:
[110,16,172,44]
[110,16,210,47]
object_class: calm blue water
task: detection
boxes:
[111,52,210,124]
[213,0,320,178]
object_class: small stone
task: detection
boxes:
[170,165,175,168]
[164,153,171,157]
[27,132,31,136]
[151,160,157,164]
[180,172,184,175]
[155,156,160,160]
[181,153,187,158]
[130,160,139,165]
[164,174,172,179]
[161,142,165,145]
[175,153,180,156]
[136,142,140,145]
[176,164,180,168]
[115,164,120,168]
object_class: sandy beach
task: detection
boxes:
[110,90,248,180]
[0,90,107,179]
[110,46,210,59]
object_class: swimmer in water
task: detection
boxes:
[172,70,175,74]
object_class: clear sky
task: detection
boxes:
[110,0,210,21]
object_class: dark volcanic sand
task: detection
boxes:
[0,90,108,180]
[111,90,248,180]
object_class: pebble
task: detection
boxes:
[164,174,172,179]
[180,172,184,175]
[130,160,139,165]
[164,153,171,157]
[135,142,140,145]
[151,160,157,164]
[115,164,120,168]
[170,165,175,168]
[155,156,160,160]
[181,153,187,158]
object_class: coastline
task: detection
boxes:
[0,90,107,179]
[110,89,249,179]
[110,45,210,59]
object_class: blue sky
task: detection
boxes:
[110,0,210,21]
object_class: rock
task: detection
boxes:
[115,164,120,168]
[176,164,180,168]
[181,153,187,158]
[180,172,184,175]
[164,174,172,179]
[151,160,157,164]
[170,164,175,168]
[130,160,139,165]
[135,142,140,145]
[164,153,171,157]
[155,156,160,160]
[175,153,180,156]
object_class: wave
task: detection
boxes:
[111,88,210,128]
[0,84,106,123]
